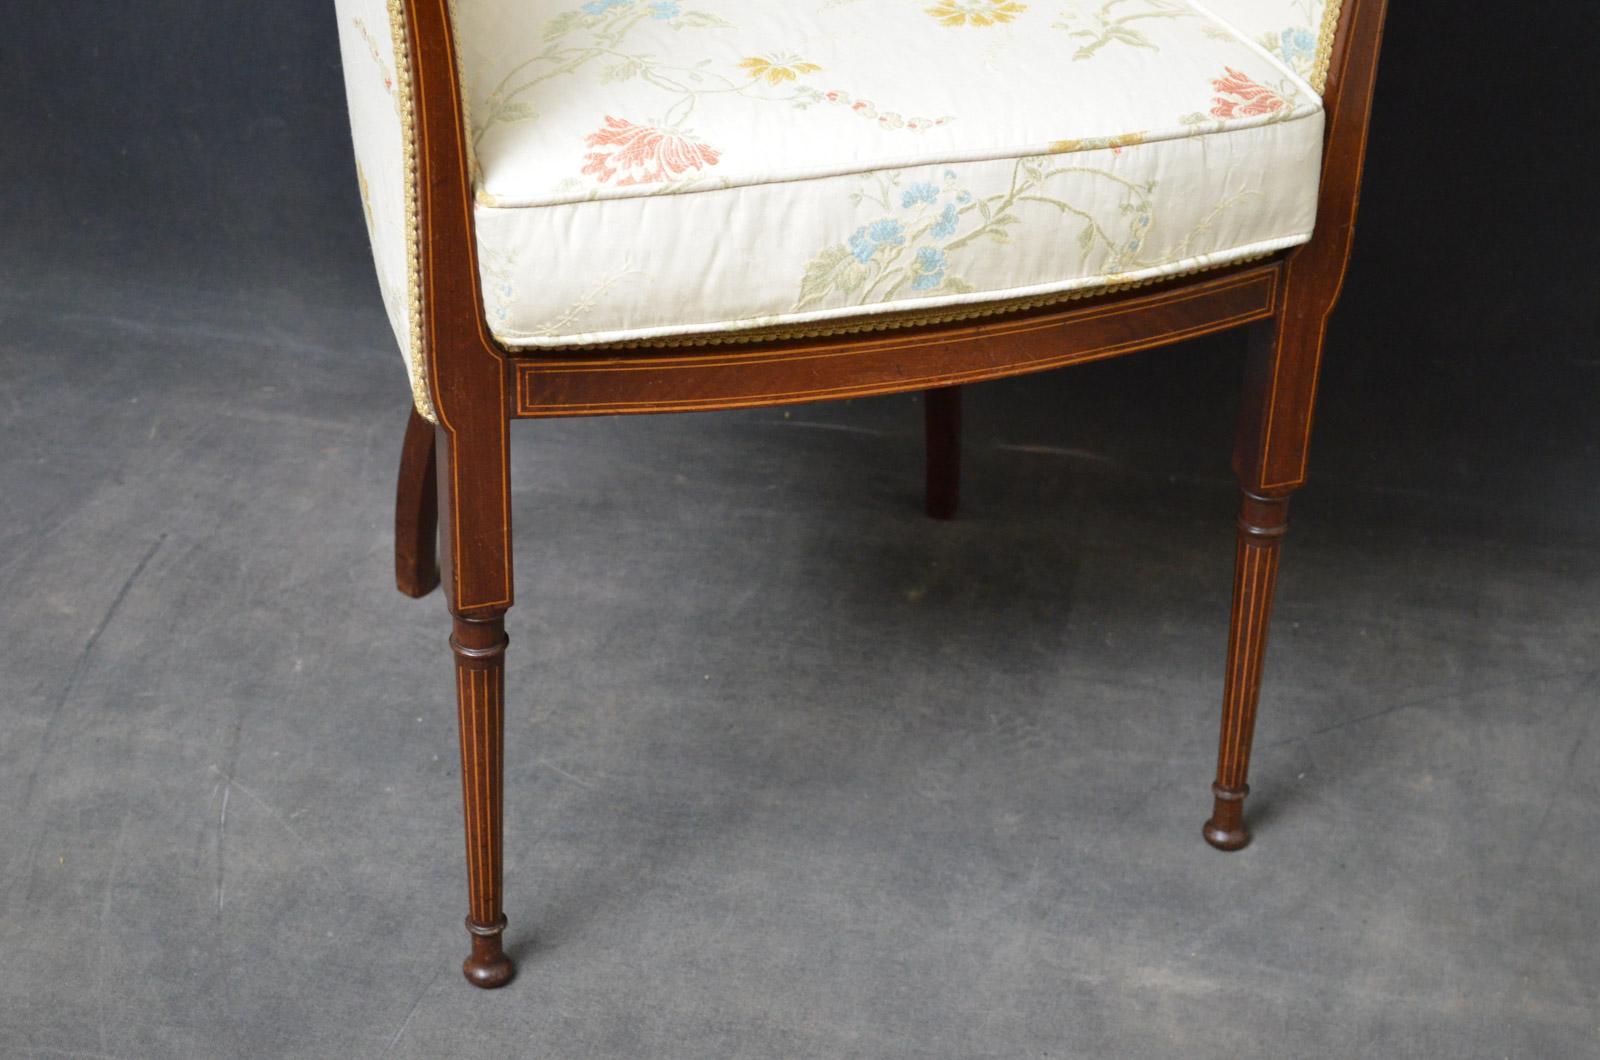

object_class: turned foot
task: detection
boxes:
[1203,782,1251,851]
[463,916,515,988]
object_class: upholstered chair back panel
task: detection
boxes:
[333,0,429,417]
[1196,0,1341,91]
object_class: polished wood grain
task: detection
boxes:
[403,0,518,986]
[406,0,513,618]
[1241,0,1390,493]
[1205,486,1289,850]
[386,0,1389,986]
[450,613,513,988]
[511,266,1279,417]
[1203,0,1389,846]
[924,387,961,521]
[395,407,440,598]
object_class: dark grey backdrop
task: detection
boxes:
[3,2,1598,1057]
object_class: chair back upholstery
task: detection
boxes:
[333,0,427,416]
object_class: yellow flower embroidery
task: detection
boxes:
[926,0,1028,26]
[738,54,823,86]
[1049,131,1146,153]
[355,161,375,234]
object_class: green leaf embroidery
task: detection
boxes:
[675,11,734,28]
[495,101,538,123]
[1055,0,1195,61]
[600,58,645,83]
[797,245,869,308]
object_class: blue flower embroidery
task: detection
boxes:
[900,182,940,209]
[648,1,681,18]
[1279,27,1315,63]
[848,219,906,263]
[911,247,947,291]
[930,204,960,239]
[582,0,631,14]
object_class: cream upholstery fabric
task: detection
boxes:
[334,1,1336,411]
[333,0,424,413]
[1196,0,1341,91]
[458,0,1326,350]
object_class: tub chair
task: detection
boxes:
[333,0,1387,986]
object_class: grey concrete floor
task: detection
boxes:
[2,258,1597,1058]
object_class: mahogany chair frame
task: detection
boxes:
[388,0,1389,987]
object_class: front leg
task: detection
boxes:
[451,611,514,986]
[1205,488,1290,850]
[434,421,516,986]
[1204,309,1319,850]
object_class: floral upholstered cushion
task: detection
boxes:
[335,1,1334,410]
[458,0,1326,349]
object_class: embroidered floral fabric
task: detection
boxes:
[336,1,1330,386]
[457,0,1324,347]
[1195,0,1337,91]
[334,0,423,409]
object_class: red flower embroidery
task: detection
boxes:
[581,117,721,186]
[1209,68,1287,120]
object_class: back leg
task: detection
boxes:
[924,386,962,520]
[396,407,441,598]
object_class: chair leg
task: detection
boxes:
[1204,489,1289,850]
[396,408,440,598]
[924,386,962,520]
[451,611,514,987]
[1204,311,1320,851]
[431,417,517,987]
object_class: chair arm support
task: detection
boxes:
[1294,0,1390,322]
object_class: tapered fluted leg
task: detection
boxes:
[1205,489,1291,850]
[452,612,514,987]
[396,408,440,598]
[924,386,961,520]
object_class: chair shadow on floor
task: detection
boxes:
[494,401,1304,962]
